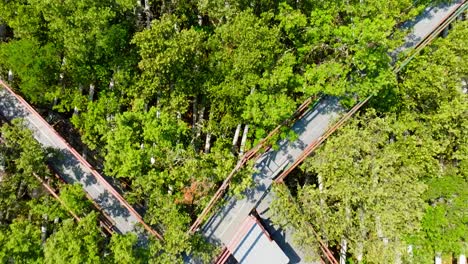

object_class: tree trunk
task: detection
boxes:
[442,27,449,38]
[144,0,152,28]
[156,95,160,118]
[53,217,59,233]
[16,180,26,198]
[376,215,388,246]
[41,221,47,243]
[0,23,6,40]
[357,208,365,263]
[339,238,347,264]
[196,103,205,139]
[74,84,83,115]
[435,252,442,264]
[232,124,241,149]
[192,97,198,135]
[459,254,467,264]
[461,79,467,94]
[317,174,328,243]
[8,69,13,82]
[340,206,352,264]
[239,124,249,157]
[204,132,212,153]
[89,84,95,101]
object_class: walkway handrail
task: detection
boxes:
[188,95,320,233]
[0,80,163,240]
[189,0,467,235]
[276,0,467,183]
[395,1,467,72]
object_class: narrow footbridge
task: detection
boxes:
[192,1,467,263]
[0,80,162,239]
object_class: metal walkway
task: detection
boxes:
[0,80,162,239]
[197,0,467,262]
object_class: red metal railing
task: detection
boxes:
[0,80,163,240]
[188,96,318,233]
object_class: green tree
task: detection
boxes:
[0,220,43,263]
[59,184,93,216]
[272,112,431,262]
[44,212,103,264]
[0,39,61,104]
[109,233,146,264]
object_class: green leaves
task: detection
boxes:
[0,39,61,104]
[0,220,43,264]
[271,18,467,262]
[44,212,103,264]
[109,233,145,264]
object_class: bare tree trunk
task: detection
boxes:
[7,69,13,82]
[53,217,59,233]
[239,124,249,157]
[144,0,152,28]
[459,254,467,264]
[198,14,203,26]
[442,27,449,37]
[89,84,95,101]
[192,97,198,135]
[74,84,83,115]
[16,180,26,198]
[461,79,467,94]
[59,73,64,85]
[394,240,403,264]
[136,0,143,26]
[204,132,212,153]
[357,208,365,263]
[196,103,205,139]
[0,23,6,41]
[435,252,442,264]
[317,174,328,244]
[340,238,348,264]
[376,215,389,246]
[156,95,160,118]
[41,215,47,244]
[340,206,351,264]
[232,124,241,149]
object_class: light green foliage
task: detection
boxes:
[0,220,43,263]
[71,92,122,150]
[396,20,468,262]
[133,14,207,100]
[272,112,431,263]
[0,120,95,262]
[44,212,103,264]
[271,19,467,262]
[59,184,93,216]
[1,0,463,261]
[109,233,145,264]
[0,0,44,39]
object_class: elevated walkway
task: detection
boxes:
[0,80,161,239]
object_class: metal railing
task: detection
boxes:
[0,80,163,240]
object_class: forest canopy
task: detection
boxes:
[0,0,466,263]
